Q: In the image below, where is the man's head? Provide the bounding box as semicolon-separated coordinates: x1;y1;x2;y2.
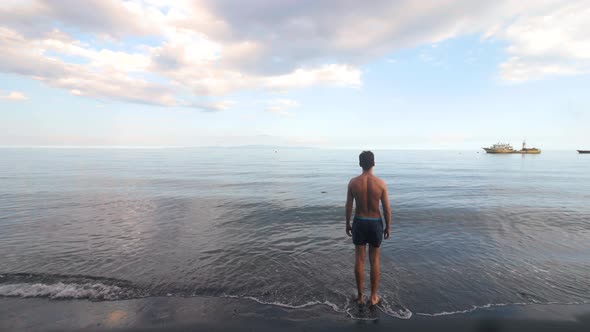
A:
359;150;375;171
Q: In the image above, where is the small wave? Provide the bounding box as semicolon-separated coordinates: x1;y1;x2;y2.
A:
1;273;413;319
0;282;132;300
377;297;413;319
222;294;413;320
416;302;524;316
5;276;584;321
0;273;141;301
222;294;345;312
416;300;590;317
16;273;587;321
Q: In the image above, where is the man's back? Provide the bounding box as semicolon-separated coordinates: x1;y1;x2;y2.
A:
349;173;386;219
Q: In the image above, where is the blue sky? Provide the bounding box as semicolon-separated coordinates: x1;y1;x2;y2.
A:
1;1;589;149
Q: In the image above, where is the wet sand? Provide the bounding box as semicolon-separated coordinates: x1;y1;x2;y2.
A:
1;296;589;332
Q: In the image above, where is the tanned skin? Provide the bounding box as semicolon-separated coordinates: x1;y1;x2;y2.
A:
345;165;391;306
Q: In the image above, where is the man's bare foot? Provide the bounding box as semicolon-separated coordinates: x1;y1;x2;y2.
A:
355;294;364;305
370;295;380;306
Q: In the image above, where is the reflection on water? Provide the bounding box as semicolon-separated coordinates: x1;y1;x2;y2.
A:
0;148;589;318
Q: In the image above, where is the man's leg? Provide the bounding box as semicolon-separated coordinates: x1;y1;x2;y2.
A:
369;245;380;305
354;245;366;304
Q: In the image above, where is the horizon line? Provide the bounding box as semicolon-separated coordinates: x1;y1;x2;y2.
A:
0;145;582;151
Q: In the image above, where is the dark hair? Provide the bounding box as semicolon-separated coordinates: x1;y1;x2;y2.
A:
359;151;375;170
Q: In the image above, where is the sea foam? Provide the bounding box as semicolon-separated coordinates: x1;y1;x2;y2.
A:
0;282;130;300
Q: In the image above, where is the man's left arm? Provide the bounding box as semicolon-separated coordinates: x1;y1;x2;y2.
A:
381;182;391;240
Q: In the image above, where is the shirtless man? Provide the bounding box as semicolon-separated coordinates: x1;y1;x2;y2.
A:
345;151;391;306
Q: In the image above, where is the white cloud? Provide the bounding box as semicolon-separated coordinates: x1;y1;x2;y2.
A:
0;90;27;101
0;27;176;106
190;0;544;73
0;0;588;106
263;65;361;91
189;0;589;81
499;57;586;82
495;1;590;81
188;100;234;112
266;99;298;117
0;0;162;38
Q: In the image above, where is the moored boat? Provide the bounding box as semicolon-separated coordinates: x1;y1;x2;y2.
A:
578;150;590;154
519;141;541;154
482;143;515;153
483;141;541;154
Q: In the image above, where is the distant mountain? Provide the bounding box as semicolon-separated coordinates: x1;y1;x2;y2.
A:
206;145;316;150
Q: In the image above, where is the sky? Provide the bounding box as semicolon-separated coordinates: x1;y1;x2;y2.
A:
0;0;589;149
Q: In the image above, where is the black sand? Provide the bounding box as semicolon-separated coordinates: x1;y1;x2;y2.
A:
1;296;589;332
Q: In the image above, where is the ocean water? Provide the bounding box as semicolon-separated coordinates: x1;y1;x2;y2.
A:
1;148;589;319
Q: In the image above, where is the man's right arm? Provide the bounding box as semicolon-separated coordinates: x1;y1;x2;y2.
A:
381;183;391;239
345;180;354;237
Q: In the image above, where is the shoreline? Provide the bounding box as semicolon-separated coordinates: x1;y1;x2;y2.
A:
2;296;590;332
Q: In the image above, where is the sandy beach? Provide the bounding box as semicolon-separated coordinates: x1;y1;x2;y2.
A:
2;296;589;332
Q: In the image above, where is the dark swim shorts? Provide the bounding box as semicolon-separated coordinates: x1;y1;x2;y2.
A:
352;216;384;248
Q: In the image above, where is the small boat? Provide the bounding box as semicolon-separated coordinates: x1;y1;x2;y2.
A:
483;143;515;154
578;150;590;154
483;141;541;154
